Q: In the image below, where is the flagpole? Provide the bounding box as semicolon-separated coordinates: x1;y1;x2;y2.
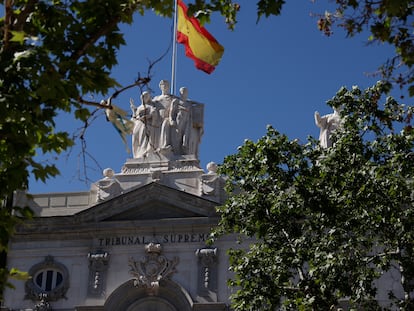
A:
171;0;178;95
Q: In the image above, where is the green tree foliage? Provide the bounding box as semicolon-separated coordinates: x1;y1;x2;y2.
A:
215;81;414;309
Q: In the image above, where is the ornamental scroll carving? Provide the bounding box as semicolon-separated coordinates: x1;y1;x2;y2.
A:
87;250;110;297
129;242;179;295
195;247;218;302
34;293;51;311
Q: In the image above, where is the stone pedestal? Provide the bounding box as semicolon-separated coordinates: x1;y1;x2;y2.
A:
90;153;206;204
118;154;204;195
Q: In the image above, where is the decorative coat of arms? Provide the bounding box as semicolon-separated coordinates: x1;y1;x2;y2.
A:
129;242;179;295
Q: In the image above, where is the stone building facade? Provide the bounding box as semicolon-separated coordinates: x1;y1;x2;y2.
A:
2;82;231;310
4;179;230;310
2;82;405;310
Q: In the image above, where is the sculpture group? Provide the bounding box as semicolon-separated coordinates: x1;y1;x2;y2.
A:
129;80;204;159
111;79;338;158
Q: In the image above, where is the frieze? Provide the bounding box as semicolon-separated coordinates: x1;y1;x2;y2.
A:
97;233;208;247
169;164;200;172
120;167;151;174
120;163;200;174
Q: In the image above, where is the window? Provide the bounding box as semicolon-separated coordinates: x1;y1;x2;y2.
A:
25;256;69;302
34;269;63;292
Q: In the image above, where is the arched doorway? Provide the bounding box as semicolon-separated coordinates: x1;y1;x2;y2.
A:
104;279;193;311
126;297;177;311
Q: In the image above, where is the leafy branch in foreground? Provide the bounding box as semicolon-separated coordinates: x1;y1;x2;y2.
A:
316;0;414;94
0;0;174;298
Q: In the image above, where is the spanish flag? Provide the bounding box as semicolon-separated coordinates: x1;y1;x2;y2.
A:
176;0;224;74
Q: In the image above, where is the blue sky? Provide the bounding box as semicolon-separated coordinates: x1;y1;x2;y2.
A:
28;1;397;193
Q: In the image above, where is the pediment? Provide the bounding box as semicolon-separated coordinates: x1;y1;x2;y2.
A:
75;182;218;223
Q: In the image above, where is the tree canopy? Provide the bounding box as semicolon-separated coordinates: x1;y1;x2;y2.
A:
215;81;414;309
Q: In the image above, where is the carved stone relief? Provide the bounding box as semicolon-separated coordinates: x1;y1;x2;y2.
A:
195;247;218;302
129;242;179;296
34;293;51;311
87;250;110;297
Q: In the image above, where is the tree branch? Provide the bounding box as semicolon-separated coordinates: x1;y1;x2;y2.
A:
364;249;400;264
70;3;138;62
77;76;151;109
3;0;13;51
77;97;109;109
281;229;306;282
14;0;37;32
70;16;121;62
111;77;151;100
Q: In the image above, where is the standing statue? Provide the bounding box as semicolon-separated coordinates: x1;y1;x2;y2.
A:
175;87;192;153
154;80;175;152
130;91;160;158
314;107;341;148
163;86;203;156
153;79;172;109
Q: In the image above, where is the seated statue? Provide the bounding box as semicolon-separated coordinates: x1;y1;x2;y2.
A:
94;168;122;202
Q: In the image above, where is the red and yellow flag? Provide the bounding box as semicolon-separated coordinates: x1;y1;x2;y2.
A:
176;0;224;74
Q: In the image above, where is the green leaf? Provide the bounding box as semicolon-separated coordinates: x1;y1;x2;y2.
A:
9;31;25;44
9;268;30;281
74;108;91;121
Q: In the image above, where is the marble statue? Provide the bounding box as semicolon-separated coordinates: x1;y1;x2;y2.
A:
94;168;122;202
201;162;226;202
153;79;172;111
188;101;204;157
206;161;218;174
129;80;204;159
202;162;219;196
172;87;192;153
130;91;160;158
153;80;174;152
314;107;341;148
